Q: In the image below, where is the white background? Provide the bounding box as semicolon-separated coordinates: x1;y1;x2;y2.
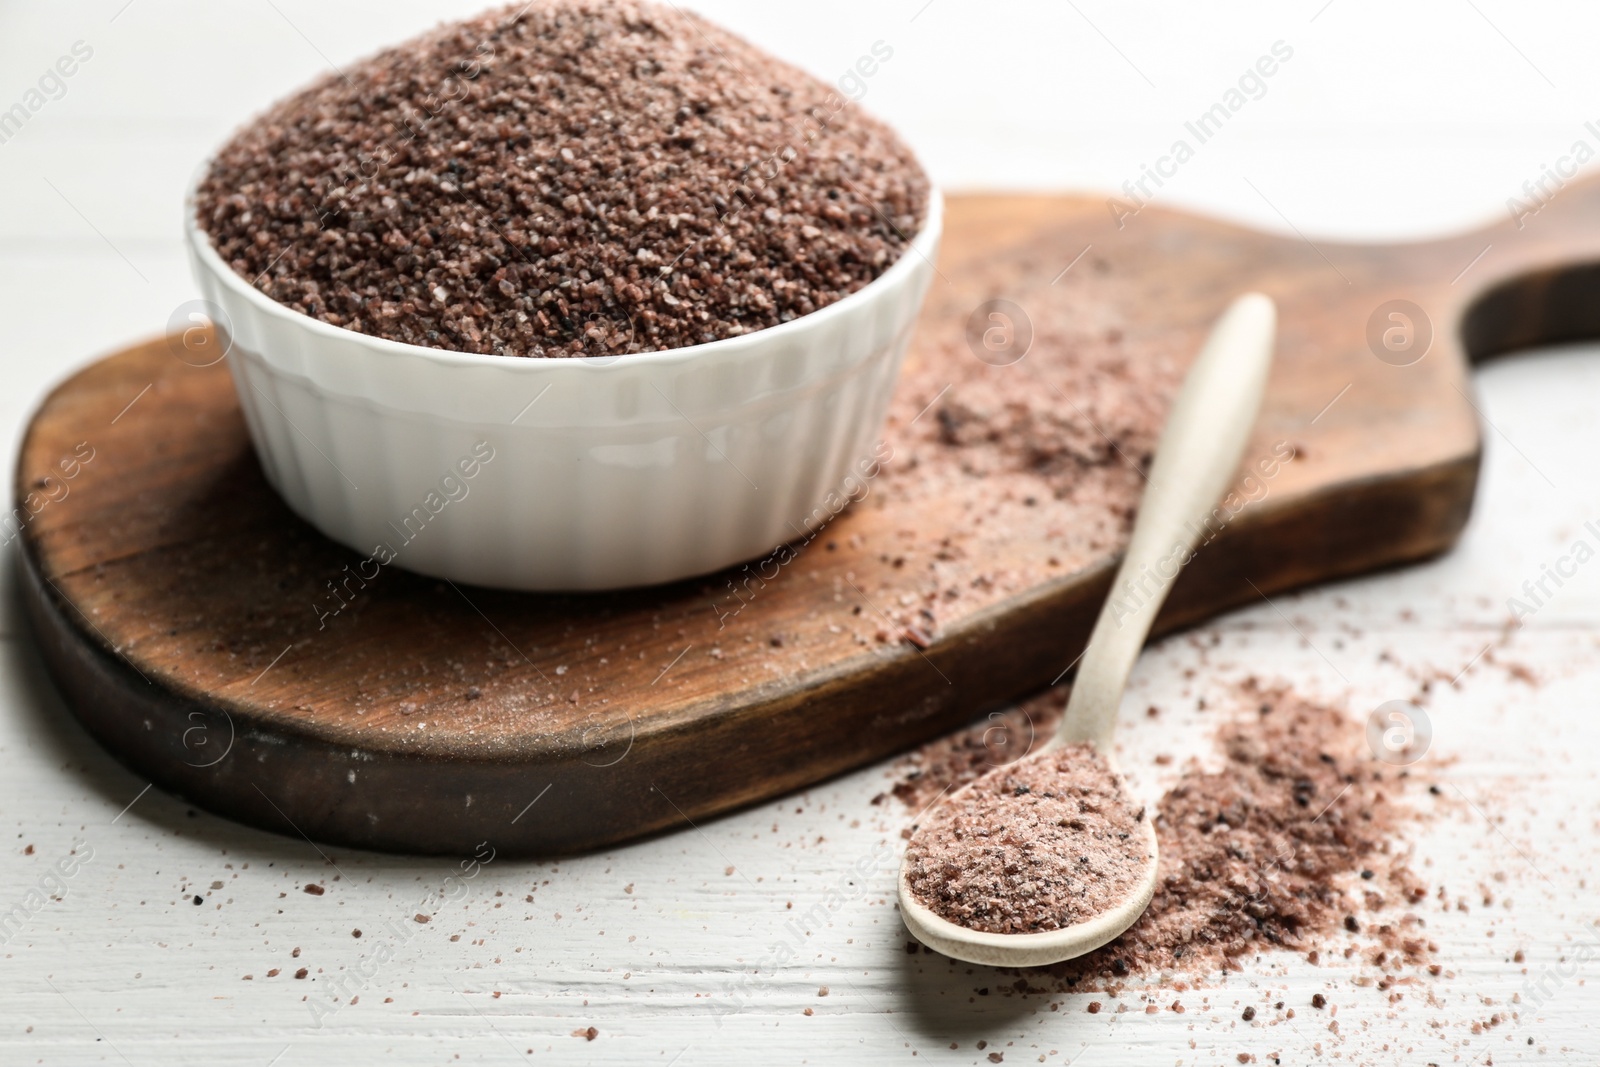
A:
3;2;1600;1063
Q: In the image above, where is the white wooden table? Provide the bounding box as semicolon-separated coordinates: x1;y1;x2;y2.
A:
4;2;1600;1062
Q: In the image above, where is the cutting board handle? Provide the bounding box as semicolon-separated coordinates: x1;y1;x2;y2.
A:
1456;171;1600;363
1463;259;1600;364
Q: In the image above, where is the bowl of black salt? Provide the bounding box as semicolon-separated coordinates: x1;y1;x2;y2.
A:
187;0;939;590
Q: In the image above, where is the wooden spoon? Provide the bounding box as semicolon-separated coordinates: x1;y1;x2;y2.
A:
898;292;1278;966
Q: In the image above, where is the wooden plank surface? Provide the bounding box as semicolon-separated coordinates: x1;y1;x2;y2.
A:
5;384;1598;1063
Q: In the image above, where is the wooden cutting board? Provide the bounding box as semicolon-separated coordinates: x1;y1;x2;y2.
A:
16;182;1594;856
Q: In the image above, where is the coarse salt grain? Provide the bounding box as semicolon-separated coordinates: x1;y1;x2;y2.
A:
196;0;929;358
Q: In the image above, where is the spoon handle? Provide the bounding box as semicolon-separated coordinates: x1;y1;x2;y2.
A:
1058;293;1277;748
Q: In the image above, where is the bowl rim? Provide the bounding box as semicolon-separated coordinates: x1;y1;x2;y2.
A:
186;161;943;373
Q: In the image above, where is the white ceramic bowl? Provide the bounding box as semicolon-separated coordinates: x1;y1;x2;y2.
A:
186;188;941;591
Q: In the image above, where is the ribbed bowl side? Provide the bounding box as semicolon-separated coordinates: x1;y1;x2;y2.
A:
191;195;941;591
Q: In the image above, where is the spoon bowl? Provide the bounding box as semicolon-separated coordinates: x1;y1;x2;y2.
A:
897;292;1278;967
898;756;1159;967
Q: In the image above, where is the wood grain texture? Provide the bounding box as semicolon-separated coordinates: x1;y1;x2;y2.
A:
17;181;1600;856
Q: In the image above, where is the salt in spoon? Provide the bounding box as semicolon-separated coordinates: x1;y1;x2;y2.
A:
898;292;1278;966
